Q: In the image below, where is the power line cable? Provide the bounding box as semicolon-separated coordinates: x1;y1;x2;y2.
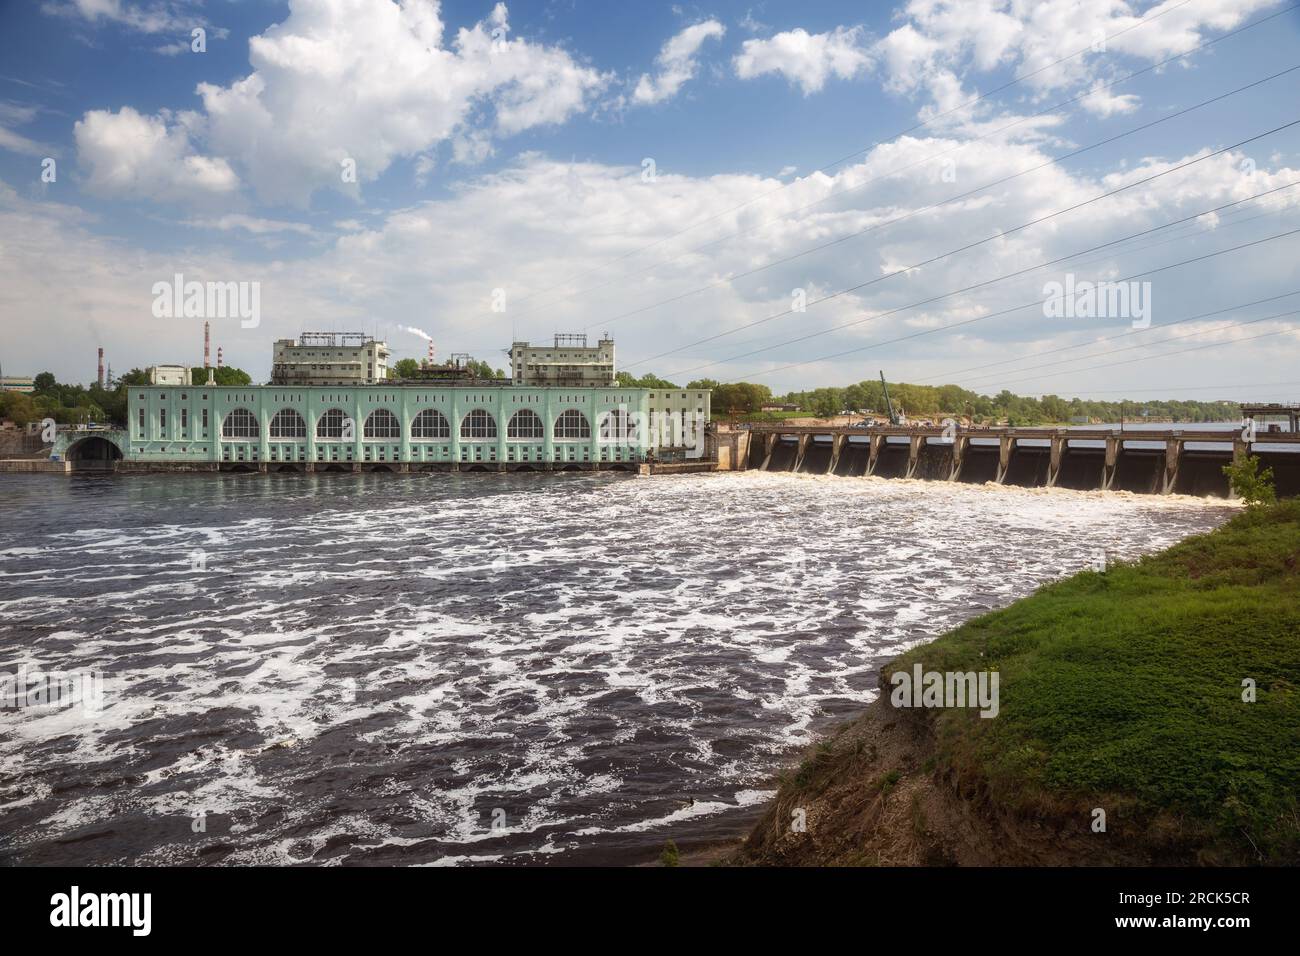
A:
620;86;1300;373
648;160;1300;378
507;0;1206;309
715;226;1300;381
496;3;1297;325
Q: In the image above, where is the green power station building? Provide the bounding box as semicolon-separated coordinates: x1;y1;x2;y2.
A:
52;333;712;471
106;381;710;471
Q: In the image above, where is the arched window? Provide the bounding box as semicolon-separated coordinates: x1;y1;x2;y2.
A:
507;409;544;439
460;409;497;438
316;408;354;439
269;409;306;439
554;409;591;439
222;408;259;439
599;409;638;442
411;409;450;439
364;409;400;439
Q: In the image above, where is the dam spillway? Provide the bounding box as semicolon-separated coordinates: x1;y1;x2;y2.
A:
741;425;1300;499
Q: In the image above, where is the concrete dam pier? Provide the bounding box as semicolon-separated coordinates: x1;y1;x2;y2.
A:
743;425;1300;498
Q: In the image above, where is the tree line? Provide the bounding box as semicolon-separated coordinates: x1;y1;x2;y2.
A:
637;376;1239;425
0;367;252;428
0;367;1240;429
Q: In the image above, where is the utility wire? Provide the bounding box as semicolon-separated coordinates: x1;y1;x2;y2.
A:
982;319;1300;389
506;0;1205;310
495;3;1297;325
954;302;1300;390
716;226;1300;381
646;149;1300;378
916;285;1300;386
619;79;1300;372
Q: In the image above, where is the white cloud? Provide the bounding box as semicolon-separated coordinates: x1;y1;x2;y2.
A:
875;0;1280;110
73;0;610;207
73;106;239;202
9;133;1299;395
182;214;318;237
0;101;55;157
42;0;205;34
1079;81;1140;117
632;20;725;105
733;26;873;94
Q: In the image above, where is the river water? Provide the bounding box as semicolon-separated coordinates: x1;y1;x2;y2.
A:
0;471;1235;865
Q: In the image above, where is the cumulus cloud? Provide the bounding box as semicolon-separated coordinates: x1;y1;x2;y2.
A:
1079;81;1141;117
73;0;610;207
733;26;873;94
875;0;1281;113
632;19;726;105
10;129;1299;393
74;106;239;202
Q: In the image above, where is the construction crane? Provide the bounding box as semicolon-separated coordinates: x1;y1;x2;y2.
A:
880;371;903;426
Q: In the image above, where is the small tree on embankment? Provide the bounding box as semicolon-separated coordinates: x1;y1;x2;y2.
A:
1223;454;1277;507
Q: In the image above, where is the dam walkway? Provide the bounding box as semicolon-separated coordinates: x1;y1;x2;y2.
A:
740;425;1300;498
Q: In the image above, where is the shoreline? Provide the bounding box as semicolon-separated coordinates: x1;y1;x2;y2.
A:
718;500;1300;867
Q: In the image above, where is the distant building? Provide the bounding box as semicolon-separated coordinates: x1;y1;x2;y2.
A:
271;333;390;386
760;403;799;412
147;365;189;386
0;376;34;393
508;334;615;387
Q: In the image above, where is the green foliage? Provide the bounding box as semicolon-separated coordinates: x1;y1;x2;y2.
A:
885;499;1300;861
1223;455;1277;507
188;366;252;386
774;378;1239;423
390;358;421;379
0;366;250;428
660;839;680;867
616;371;679;389
463;359;504;380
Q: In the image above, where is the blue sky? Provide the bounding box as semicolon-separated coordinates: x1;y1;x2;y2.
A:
1;0;1299;400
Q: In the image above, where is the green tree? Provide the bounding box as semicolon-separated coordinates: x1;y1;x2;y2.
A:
1223;455;1276;507
32;372;56;394
616;371;679;389
391;358;421;379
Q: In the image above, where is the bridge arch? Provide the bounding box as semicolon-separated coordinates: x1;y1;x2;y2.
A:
65;434;124;462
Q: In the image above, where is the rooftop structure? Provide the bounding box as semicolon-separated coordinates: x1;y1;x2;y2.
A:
1240;402;1299;432
271;333;390;386
508;334;615;387
0;376;34;393
146;365;188;386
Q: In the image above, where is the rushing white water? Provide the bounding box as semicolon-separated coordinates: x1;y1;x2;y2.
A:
0;471;1235;864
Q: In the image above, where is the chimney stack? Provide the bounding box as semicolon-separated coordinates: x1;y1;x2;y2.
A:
204;321;211;368
97;348;104;388
217;346;224;368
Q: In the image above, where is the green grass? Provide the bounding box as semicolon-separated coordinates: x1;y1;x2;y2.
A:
886;500;1300;861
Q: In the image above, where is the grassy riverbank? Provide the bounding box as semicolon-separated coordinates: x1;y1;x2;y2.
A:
738;500;1300;865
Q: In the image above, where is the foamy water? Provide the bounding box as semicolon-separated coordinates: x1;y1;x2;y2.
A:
0;471;1234;864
